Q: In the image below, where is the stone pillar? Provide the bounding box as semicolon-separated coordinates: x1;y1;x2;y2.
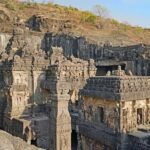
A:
49;68;71;150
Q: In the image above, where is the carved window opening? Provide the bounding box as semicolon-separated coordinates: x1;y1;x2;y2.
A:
137;108;143;125
98;107;104;123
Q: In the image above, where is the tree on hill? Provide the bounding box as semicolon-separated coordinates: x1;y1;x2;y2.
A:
93;4;110;18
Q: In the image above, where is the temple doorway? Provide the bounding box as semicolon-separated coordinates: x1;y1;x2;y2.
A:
137;108;143;125
71;130;78;150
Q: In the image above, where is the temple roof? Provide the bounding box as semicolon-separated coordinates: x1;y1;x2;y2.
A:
80;75;150;101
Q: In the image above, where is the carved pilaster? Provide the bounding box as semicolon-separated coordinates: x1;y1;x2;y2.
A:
49;69;71;150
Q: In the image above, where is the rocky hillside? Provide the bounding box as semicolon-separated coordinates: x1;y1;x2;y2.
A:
0;130;43;150
0;0;150;46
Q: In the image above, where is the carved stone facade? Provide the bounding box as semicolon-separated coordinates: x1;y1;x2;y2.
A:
0;33;150;150
0;45;97;149
41;47;97;150
79;68;150;150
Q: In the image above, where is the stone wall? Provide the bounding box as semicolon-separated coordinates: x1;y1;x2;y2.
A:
79;121;119;150
32;116;50;149
43;33;149;62
80;136;112;150
80;96;119;131
127;134;150;150
79;75;150;150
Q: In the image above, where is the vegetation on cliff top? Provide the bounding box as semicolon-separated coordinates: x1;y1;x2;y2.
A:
0;0;150;45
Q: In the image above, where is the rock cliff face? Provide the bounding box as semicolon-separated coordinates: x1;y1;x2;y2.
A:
42;32;101;59
0;130;43;150
1;30;150;77
0;31;102;60
0;31;138;60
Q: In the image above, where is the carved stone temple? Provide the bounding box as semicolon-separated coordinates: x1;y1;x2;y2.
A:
79;68;150;150
0;43;150;150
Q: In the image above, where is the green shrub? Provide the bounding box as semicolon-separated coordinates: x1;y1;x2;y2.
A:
5;1;17;11
135;26;143;34
120;23;131;31
85;15;97;23
81;11;97;23
111;19;120;26
68;6;78;11
18;2;29;10
46;2;54;7
63;6;70;12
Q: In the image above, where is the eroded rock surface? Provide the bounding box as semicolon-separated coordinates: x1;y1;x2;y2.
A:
0;130;43;150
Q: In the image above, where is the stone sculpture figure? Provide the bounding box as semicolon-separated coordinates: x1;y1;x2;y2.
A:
60;135;69;150
24;126;32;144
106;71;111;76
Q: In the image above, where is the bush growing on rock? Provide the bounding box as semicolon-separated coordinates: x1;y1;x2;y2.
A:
81;11;97;24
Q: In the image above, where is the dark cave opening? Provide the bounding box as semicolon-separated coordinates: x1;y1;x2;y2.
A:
31;139;37;146
71;130;78;150
96;64;126;76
